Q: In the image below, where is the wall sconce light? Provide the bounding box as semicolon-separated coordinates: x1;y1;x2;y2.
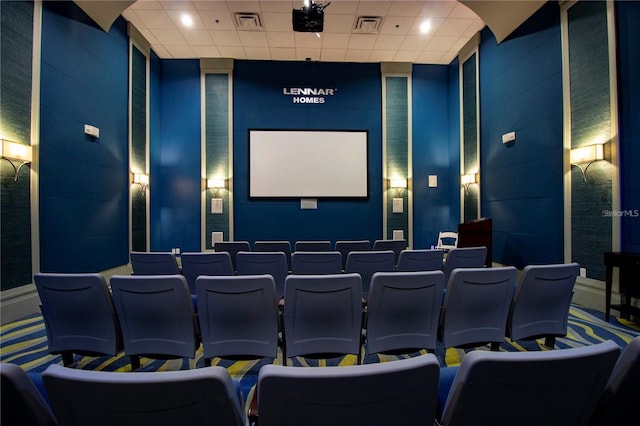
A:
461;173;477;194
132;172;149;195
389;178;407;189
570;144;604;182
207;178;226;190
1;139;32;181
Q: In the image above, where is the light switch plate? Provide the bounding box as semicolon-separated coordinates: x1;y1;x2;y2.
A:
428;175;438;188
392;230;404;240
211;198;223;214
392;198;403;213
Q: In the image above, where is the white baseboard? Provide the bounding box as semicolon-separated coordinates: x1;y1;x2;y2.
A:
0;264;132;325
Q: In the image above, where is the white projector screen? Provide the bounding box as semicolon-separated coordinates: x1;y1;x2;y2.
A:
249;130;368;198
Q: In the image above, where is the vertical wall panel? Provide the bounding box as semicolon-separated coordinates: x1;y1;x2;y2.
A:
567;1;613;280
0;1;33;290
384;75;410;243
130;44;147;252
204;72;231;247
461;52;479;223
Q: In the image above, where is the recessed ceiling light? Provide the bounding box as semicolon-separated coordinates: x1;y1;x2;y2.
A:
420;19;431;34
181;14;193;27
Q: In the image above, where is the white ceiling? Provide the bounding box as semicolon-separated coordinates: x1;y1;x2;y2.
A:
121;0;487;65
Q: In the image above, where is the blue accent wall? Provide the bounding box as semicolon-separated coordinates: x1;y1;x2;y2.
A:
39;2;129;272
232;61;382;247
150;59;202;252
412;64;457;248
478;2;564;268
616;0;640;253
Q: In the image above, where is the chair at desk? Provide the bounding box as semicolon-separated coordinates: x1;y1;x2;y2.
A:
33;273;123;367
236;251;288;302
294;240;332;252
440;267;516;351
129;251;180;275
345;250;396;301
180;251;234;295
334;240;370;271
282;273;363;365
442;246;487;284
110;275;199;371
366;271;444;355
214;241;251;272
372;239;407;266
506;263;580;348
1;363;58;426
589;336;640;426
396;249;444;272
43;364;245;426
254;240;292;271
439;340;620;426
257;354;440;426
291;251;342;274
196;275;279;366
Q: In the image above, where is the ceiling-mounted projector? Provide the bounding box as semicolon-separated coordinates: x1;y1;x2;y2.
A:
292;1;330;33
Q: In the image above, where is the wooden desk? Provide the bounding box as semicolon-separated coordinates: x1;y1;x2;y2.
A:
604;252;640;322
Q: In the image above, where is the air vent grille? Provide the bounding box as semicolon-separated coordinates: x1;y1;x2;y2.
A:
234;12;263;30
353;16;382;34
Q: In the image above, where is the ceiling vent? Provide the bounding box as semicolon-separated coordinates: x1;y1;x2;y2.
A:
353;16;382;34
234;12;263;30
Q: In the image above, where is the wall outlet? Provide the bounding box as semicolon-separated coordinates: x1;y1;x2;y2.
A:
171;248;180;255
579;267;586;278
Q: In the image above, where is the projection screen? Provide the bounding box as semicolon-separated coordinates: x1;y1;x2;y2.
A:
249;130;368;198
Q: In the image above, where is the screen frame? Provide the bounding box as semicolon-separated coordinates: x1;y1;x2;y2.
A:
248;129;370;199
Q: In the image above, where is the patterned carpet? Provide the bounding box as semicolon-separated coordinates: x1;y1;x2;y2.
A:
2;304;639;405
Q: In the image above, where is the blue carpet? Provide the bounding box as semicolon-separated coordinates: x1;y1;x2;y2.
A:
2;304;638;407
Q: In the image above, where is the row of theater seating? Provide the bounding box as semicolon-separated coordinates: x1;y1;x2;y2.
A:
130;244;489;301
34;261;579;370
2;336;638;425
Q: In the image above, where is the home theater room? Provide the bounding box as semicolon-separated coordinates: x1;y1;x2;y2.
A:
1;0;639;425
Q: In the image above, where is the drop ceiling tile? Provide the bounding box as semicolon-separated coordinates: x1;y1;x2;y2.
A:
295;47;321;61
387;1;424;17
416;49;445;63
191;45;221;57
321;48;347;62
368;49;397;63
132;9;175;29
267;31;295;48
449;2;479;19
374;34;404;50
435;18;473;37
419;1;456;18
356;1;392;17
322;14;356;33
398;35;430;51
344;49;372;63
379;16;415;35
294;32;323;48
393;49;420;62
159;0;197;11
425;35;459;52
324;1;358;15
199;9;236;30
180;28;214;45
209;30;242;46
347;33;378;50
262;11;292;31
238;31;269;48
150;28;188;44
270;47;297;61
321;33;351;49
165;44;197;58
244;46;272;60
217;45;248;59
